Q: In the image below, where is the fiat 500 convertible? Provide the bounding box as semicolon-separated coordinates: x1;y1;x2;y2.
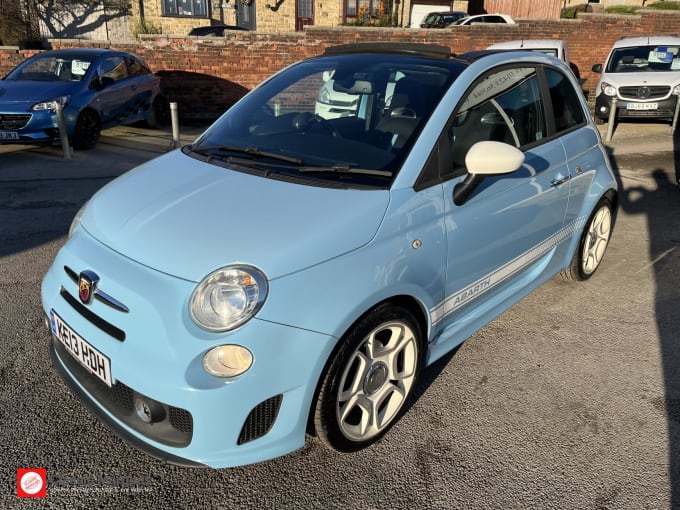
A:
42;43;617;468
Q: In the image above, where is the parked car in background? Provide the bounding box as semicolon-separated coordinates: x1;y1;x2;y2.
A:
450;13;515;25
487;39;570;64
188;25;248;36
43;42;617;469
592;35;680;124
420;11;467;28
0;48;166;149
487;39;582;82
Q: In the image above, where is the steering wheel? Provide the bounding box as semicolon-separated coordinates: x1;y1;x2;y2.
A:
292;112;342;138
390;106;417;119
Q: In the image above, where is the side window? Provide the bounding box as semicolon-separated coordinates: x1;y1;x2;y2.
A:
545;67;584;133
99;56;128;83
448;67;545;172
127;57;150;77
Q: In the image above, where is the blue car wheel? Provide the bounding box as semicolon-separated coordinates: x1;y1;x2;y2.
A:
313;303;423;452
73;109;101;150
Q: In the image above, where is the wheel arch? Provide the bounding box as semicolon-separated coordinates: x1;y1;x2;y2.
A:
305;293;430;436
603;187;619;228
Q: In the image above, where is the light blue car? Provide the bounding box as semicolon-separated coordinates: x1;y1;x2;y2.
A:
41;43;618;468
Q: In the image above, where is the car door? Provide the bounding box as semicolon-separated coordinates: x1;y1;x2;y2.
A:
92;55;133;126
542;66;602;229
432;65;572;344
125;55;157;123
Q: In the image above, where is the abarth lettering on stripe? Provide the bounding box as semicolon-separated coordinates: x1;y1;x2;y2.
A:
431;216;586;325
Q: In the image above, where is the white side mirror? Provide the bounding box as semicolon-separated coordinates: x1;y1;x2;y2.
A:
465;141;525;175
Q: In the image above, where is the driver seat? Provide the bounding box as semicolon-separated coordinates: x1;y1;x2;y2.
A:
375;77;423;150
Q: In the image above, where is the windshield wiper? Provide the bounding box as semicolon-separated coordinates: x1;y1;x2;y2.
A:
191;145;303;165
298;164;392;178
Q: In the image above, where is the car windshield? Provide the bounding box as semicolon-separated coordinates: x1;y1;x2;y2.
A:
606;45;680;73
190;53;464;187
5;54;93;82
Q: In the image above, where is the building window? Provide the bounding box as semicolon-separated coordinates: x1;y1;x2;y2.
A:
162;0;208;17
345;0;380;18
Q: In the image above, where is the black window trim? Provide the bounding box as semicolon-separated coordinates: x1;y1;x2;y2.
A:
413;62;589;191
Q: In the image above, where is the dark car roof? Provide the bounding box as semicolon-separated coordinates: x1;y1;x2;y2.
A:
427;11;466;16
324;42;455;59
188;25;247;35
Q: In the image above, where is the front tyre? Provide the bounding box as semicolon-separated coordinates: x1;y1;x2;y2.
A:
72;109;101;150
561;197;613;281
314;303;422;452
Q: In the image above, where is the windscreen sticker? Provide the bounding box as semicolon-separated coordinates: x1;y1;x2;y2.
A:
71;60;90;75
649;47;675;64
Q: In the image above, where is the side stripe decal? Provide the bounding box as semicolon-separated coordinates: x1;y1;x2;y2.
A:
430;216;586;325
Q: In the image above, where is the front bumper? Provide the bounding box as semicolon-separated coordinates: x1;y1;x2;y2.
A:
594;94;678;120
42;230;336;468
0;109;66;144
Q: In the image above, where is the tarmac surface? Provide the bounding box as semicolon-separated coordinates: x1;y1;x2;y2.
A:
0;123;206;182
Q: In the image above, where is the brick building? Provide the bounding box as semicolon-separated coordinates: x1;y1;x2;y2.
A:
135;0;656;36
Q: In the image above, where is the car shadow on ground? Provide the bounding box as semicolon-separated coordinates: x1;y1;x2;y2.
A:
608;142;680;506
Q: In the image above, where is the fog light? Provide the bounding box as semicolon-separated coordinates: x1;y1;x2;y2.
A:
599;106;609;114
203;345;253;378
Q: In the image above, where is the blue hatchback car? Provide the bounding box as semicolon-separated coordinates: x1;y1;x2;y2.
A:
41;43;618;468
1;48;165;149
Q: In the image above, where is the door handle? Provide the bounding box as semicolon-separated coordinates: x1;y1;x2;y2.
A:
550;175;572;187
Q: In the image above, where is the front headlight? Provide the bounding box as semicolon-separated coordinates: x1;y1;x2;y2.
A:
31;95;71;112
601;83;617;97
68;201;88;238
190;265;268;332
318;86;331;104
673;85;680;96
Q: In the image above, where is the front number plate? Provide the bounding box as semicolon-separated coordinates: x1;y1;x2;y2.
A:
0;130;19;140
626;102;658;110
50;310;113;387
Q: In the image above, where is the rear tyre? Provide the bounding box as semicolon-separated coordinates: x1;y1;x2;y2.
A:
314;303;422;452
145;96;169;129
560;197;613;282
72;110;101;150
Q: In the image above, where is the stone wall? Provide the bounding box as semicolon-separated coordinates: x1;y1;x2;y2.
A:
1;10;679;120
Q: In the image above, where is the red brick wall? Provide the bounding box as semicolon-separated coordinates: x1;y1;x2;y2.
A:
1;10;679;119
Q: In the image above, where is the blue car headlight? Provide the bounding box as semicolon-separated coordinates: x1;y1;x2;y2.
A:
190;265;268;332
31;95;70;112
